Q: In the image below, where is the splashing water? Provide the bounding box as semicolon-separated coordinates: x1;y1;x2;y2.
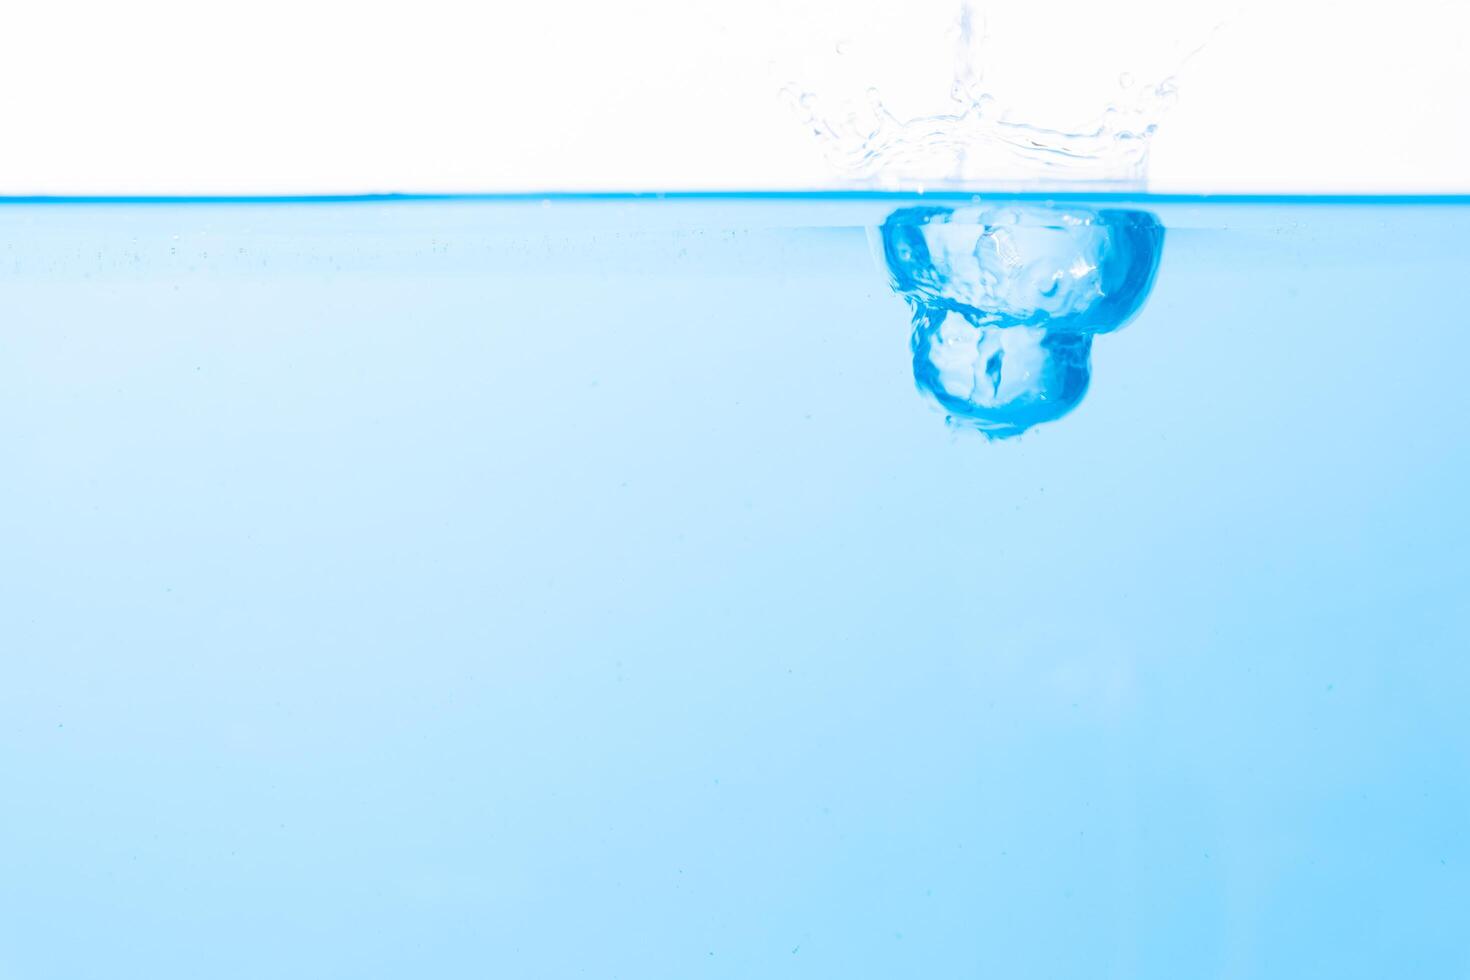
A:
786;2;1186;188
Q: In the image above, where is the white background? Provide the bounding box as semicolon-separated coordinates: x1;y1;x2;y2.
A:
1;0;1465;194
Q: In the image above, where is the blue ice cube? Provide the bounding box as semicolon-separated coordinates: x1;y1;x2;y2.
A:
882;204;1163;436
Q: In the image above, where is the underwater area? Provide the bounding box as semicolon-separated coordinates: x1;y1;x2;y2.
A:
1;194;1467;978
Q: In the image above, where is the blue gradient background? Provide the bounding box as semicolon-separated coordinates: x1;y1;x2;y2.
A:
2;197;1467;978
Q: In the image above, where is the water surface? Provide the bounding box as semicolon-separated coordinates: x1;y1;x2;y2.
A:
2;195;1467;979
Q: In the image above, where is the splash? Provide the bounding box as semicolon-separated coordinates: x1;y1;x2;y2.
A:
786;2;1185;188
882;204;1164;437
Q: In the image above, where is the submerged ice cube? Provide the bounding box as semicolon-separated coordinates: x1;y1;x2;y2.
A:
910;309;1092;439
881;204;1163;436
883;205;1163;332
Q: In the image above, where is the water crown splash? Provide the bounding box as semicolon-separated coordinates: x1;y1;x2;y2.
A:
787;2;1190;189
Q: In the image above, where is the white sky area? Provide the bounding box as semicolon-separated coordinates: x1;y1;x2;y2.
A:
0;0;1465;194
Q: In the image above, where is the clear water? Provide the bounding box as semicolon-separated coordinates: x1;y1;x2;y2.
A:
2;195;1468;979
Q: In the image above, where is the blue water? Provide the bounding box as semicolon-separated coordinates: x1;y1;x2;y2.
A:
2;195;1467;979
